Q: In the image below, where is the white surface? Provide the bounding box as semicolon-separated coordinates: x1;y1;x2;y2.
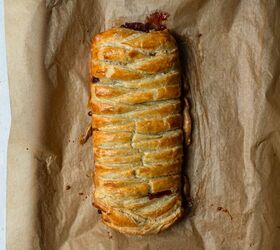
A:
0;0;10;249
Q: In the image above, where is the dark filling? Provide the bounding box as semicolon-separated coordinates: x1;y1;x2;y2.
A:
121;22;151;33
148;190;172;200
91;76;100;83
93;203;105;214
121;10;170;32
146;10;170;29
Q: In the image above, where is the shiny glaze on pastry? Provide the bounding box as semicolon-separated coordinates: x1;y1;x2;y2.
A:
90;27;188;235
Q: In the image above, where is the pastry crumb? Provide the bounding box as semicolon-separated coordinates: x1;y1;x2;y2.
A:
107;231;113;239
217;206;233;220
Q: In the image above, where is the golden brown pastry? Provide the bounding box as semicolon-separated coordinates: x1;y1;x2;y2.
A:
90;27;188;235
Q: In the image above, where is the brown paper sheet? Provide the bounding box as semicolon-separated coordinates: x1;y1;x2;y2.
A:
6;0;280;249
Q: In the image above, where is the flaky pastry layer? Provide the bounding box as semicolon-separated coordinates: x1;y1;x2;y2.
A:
90;27;189;235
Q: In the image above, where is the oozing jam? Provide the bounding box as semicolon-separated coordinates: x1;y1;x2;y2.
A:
121;10;170;32
146;10;170;30
121;22;151;32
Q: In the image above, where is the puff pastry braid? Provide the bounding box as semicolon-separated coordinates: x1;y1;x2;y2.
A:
90;27;186;235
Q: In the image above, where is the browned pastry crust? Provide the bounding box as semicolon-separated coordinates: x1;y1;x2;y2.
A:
90;27;190;235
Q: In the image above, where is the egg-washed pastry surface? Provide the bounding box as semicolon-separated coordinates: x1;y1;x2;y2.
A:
90;27;187;235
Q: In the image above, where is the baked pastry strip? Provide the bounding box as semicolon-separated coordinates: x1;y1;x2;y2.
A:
90;27;185;235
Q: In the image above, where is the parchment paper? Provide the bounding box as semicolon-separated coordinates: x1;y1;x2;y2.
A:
5;0;280;249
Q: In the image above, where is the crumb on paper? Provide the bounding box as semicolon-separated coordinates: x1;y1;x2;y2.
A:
65;185;71;190
217;206;233;220
107;231;113;239
79;192;84;195
26;147;29;150
86;174;90;178
198;33;202;37
80;123;93;145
